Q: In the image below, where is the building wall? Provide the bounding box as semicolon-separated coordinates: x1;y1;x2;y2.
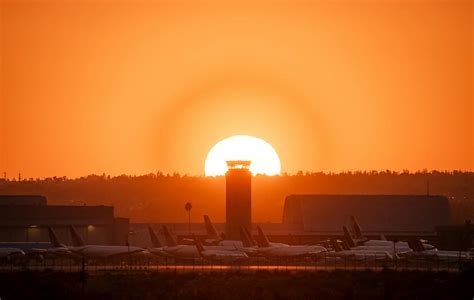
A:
0;195;47;206
436;223;474;250
283;194;452;233
0;203;129;245
0;205;115;227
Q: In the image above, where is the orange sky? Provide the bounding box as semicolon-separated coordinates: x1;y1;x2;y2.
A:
1;0;473;178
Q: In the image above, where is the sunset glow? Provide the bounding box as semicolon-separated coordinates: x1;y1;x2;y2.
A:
205;135;281;176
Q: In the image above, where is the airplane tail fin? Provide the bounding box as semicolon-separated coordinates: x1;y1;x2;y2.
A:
243;226;257;247
48;227;65;248
203;215;220;240
349;215;363;239
408;239;422;252
192;234;205;254
256;226;271;248
416;239;425;251
240;226;253;248
69;226;85;247
161;225;178;247
330;239;342;252
341;240;351;251
342;226;356;248
148;226;162;248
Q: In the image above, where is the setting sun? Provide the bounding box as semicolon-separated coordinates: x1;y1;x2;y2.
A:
205;135;281;176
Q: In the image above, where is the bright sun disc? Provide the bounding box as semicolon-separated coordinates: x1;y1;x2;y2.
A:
205;135;281;176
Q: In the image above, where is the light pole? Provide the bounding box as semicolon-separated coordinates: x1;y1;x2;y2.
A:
185;202;192;235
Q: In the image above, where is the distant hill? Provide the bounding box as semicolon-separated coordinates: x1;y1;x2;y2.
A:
0;171;472;223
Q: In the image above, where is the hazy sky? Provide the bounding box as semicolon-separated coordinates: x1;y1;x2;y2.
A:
1;0;473;178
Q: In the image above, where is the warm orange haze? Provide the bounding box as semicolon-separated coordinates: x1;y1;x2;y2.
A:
0;1;473;298
1;0;473;178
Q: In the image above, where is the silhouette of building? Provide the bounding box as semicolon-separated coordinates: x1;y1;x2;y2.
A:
0;195;129;245
0;195;46;206
436;220;473;250
225;160;252;240
283;194;452;234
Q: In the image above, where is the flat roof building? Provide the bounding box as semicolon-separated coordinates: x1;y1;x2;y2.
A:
0;195;47;206
0;195;129;246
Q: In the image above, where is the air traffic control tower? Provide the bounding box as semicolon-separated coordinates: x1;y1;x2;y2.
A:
225;160;252;240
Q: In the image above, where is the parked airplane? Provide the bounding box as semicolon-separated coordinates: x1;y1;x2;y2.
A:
253;226;327;258
203;215;290;249
328;239;395;261
237;226;267;257
406;239;472;261
342;226;412;255
348;215;426;250
146;226;175;257
32;227;74;258
68;226;144;259
156;225;251;259
203;215;225;243
0;242;50;254
203;215;244;248
0;247;25;259
159;225;201;258
193;234;247;262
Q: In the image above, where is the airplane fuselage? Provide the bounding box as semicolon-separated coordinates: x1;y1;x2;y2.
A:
70;245;144;259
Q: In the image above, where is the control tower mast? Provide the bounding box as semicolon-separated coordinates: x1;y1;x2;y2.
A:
225;160;252;240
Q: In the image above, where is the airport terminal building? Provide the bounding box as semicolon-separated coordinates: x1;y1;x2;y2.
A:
0;195;130;246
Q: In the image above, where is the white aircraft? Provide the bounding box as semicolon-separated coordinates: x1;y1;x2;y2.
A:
203;215;245;248
156;225;250;259
202;215;225;243
252;226;327;258
342;226;412;255
348;215;427;250
146;226;176;257
32;227;75;258
0;242;50;254
0;247;25;258
68;226;144;259
193;234;248;263
406;239;472;261
237;226;288;249
202;215;291;250
327;239;395;261
159;225;202;258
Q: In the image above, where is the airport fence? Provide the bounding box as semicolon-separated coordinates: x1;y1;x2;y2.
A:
0;254;471;273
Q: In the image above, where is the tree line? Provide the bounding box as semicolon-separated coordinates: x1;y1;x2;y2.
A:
0;171;472;224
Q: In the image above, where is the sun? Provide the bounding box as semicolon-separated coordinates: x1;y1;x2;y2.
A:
205;135;281;176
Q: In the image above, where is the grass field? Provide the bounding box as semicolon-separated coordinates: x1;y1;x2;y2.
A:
0;268;473;299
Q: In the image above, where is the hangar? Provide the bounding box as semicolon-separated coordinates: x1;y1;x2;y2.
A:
282;194;452;235
0;195;129;245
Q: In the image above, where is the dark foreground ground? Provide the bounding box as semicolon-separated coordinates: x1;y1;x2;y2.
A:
0;269;473;300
